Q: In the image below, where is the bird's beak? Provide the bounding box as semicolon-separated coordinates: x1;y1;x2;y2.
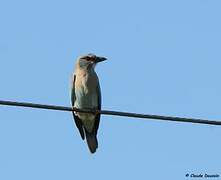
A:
95;56;107;63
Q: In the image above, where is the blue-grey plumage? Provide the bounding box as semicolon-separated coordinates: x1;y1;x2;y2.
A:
71;54;106;153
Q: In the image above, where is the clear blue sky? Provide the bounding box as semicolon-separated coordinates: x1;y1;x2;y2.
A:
0;0;220;179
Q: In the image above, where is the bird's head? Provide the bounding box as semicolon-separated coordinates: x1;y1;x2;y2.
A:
77;54;107;71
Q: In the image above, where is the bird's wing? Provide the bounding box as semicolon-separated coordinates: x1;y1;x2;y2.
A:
94;83;101;135
71;74;85;140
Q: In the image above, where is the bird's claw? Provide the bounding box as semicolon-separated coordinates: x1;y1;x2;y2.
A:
94;109;100;116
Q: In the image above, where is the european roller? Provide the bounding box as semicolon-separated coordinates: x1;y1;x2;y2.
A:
71;54;106;153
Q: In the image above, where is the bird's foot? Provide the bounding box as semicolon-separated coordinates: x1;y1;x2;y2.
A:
94;109;100;116
72;107;77;115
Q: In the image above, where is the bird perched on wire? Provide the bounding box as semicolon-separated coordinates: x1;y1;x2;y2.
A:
71;54;107;153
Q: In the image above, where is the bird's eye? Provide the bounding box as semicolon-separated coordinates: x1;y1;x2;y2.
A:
82;56;90;61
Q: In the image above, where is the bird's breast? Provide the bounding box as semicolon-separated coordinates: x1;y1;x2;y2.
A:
74;73;99;109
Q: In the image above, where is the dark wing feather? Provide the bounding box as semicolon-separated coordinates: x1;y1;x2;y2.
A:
94;83;101;135
71;75;85;140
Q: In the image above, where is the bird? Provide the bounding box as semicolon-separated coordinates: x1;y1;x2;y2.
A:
71;53;107;153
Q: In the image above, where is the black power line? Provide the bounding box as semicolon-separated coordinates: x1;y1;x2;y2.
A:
0;100;220;126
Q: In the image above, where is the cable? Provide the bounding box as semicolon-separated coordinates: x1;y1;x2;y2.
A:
0;100;220;126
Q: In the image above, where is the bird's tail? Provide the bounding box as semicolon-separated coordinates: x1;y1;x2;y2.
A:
85;129;98;154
